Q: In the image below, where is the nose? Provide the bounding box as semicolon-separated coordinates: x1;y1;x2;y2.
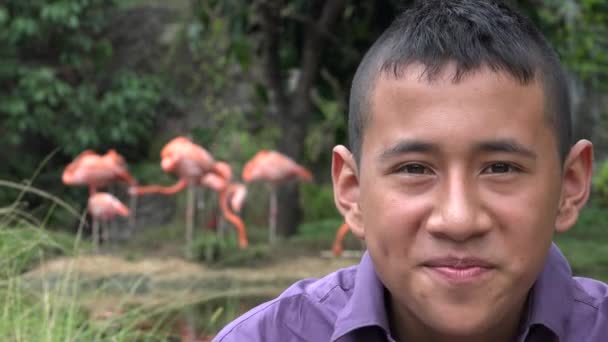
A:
424;174;492;242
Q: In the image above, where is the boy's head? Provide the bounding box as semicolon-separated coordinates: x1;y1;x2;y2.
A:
332;0;593;340
348;0;572;165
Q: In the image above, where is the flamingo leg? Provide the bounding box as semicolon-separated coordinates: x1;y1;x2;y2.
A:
218;214;226;238
128;193;137;235
269;186;277;244
107;185;118;240
332;223;350;257
185;180;195;258
92;218;100;253
196;187;206;211
102;220;110;246
195;187;206;236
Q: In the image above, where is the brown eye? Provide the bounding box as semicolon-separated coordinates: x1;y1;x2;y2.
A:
483;163;518;174
399;164;432;175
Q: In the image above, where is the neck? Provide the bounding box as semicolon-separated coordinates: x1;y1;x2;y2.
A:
388;291;528;342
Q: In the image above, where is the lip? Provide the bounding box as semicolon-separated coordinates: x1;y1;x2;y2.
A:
423;257;495;284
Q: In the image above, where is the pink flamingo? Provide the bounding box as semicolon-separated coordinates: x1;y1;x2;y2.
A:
87;192;130;251
130;136;216;255
242;150;313;243
63;149;138;235
62;149;137;194
200;162;249;248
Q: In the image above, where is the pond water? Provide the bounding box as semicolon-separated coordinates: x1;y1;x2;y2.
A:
132;294;273;341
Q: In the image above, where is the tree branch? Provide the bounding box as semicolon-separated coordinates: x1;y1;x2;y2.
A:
282;11;360;62
258;0;289;119
293;0;348;119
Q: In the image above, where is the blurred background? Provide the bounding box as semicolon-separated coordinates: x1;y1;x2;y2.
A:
0;0;607;340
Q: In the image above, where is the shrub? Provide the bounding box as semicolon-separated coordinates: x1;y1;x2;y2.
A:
300;183;342;222
592;159;608;207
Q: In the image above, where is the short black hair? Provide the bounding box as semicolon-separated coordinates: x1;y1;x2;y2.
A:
348;0;572;164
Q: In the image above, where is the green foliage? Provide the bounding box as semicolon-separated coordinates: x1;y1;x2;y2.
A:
191;108;279;168
0;234;172;341
532;0;608;89
555;202;608;281
168;0;252;96
2;71;162;155
194;298;241;337
0;188;186;341
0;281;89;342
567;201;608;239
295;218;345;242
300;183;341;222
0;0;164;209
0;226;77;279
165;0;281;178
191;230;273;267
592;160;608;207
191;231;236;263
305;71;347;163
0;175;85;278
129;161;175;186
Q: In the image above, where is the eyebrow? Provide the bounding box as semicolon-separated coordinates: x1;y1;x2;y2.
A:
378;139;438;163
474;139;537;159
377;138;537;162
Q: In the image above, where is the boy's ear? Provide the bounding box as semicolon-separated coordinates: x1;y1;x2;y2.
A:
555;140;594;233
332;145;365;239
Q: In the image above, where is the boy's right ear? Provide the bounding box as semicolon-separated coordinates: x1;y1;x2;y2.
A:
332;145;364;240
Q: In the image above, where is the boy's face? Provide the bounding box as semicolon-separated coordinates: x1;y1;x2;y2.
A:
333;63;592;339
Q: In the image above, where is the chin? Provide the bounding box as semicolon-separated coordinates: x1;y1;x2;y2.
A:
420;305;496;338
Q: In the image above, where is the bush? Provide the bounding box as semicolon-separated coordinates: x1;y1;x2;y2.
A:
295;218;345;242
565;202;608;239
300;183;341;222
0;0;164;210
592;160;608;207
191;230;272;267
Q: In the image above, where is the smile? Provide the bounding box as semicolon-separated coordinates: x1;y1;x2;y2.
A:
425;266;493;284
422;257;495;284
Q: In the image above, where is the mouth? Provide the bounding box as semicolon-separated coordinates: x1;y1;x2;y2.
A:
422;257;495;284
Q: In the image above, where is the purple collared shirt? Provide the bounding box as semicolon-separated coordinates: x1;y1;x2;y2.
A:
213;244;608;341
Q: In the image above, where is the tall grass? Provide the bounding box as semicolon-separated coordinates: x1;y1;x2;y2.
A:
0;179;177;341
0;176;263;340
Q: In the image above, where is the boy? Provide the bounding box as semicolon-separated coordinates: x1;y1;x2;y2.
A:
214;1;605;341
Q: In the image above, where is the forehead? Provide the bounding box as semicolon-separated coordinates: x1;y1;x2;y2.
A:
370;63;545;115
362;64;551;157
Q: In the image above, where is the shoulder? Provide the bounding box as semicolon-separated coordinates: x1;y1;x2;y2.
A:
566;276;608;340
213;265;358;342
572;276;608;308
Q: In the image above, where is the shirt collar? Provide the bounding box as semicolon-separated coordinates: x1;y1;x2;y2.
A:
331;251;390;341
521;243;574;340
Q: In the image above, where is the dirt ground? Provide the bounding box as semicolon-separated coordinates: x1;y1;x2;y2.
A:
26;252;359;282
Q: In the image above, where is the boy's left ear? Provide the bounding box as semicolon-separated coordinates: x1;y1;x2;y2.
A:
555;139;594;233
331;145;365;239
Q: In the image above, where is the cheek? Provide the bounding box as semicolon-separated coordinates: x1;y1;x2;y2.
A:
360;186;429;255
482;179;559;273
484;179;559;237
